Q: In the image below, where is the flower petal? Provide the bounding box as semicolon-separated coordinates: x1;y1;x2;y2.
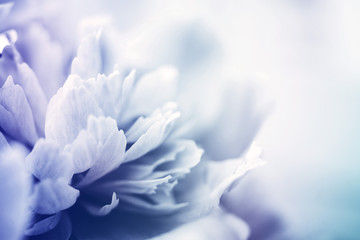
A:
26;213;72;240
150;209;250;240
74;115;126;187
0;76;38;145
45;74;103;147
125;102;180;162
175;143;265;220
31;178;79;215
122;65;178;123
0;131;9;149
0;2;13;22
26;139;74;183
84;192;119;216
0;44;47;136
15;23;66;99
71;31;102;79
25;213;62;236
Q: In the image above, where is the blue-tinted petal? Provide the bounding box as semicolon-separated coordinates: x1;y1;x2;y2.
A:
0;44;47;136
174;143;264;220
122;66;178;123
31;178;79;215
84;192;119;216
0;146;30;240
198;83;264;160
75;115;126;187
26;139;74;183
15;23;66;99
25;213;62;236
81;71;124;118
99;175;172;195
71;31;102;80
45;75;103;147
117;140;186;180
0;2;13;22
125;102;180;162
0;131;9;149
116;194;187;215
150;209;249;240
27;213;72;240
0;76;38;144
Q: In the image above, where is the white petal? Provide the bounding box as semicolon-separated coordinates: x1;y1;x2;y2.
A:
122;65;178;122
26;139;74;183
125;102;180;162
71;31;102;79
45;75;103;147
0;76;38;144
84;192;119;216
31;178;79;215
0;45;47;136
75;116;126;187
150;209;250;240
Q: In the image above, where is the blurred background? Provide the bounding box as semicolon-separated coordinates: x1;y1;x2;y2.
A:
46;0;360;238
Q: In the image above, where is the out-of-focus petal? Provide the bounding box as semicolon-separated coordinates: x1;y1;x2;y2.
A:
25;213;62;236
122;65;178;123
174;143;264;221
0;131;9;149
0;146;30;240
150;209;250;240
27;213;72;240
0;2;13;21
71;31;102;79
31;178;79;215
0;76;38;145
198;83;264;160
15;23;66;99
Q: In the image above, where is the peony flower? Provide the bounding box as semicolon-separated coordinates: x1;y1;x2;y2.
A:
0;1;265;239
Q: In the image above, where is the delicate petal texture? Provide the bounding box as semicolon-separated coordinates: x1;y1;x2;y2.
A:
26;139;74;183
0;76;38;144
151;209;250;240
74;115;126;187
71;31;102;79
119;140;202;180
115;194;188;216
45;75;103;147
79;71;125;119
84;192;119;216
125;102;180;161
31;178;79;215
0;44;47;137
0;146;30;240
64;129;97;174
122;66;178;122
